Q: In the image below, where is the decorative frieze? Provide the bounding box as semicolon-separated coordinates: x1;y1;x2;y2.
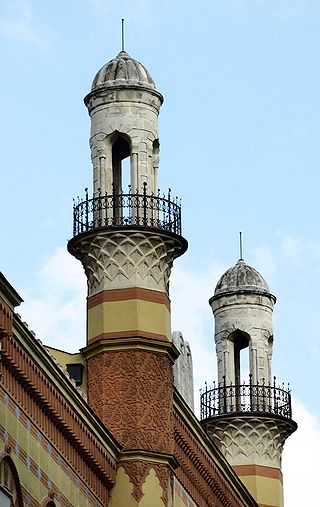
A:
203;415;295;468
69;229;185;296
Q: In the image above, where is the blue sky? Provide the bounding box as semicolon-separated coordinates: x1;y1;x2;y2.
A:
1;1;320;504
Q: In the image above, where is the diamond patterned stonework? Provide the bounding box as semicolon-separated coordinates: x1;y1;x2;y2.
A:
69;229;185;296
204;415;294;468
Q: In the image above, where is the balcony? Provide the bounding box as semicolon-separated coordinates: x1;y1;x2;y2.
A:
200;375;293;421
72;183;182;237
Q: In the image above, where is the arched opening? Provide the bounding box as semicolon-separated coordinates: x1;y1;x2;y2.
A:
229;330;250;386
0;455;24;507
112;135;131;193
267;335;273;383
152;139;160;193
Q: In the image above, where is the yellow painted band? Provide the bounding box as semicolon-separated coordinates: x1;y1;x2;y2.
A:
88;299;171;341
239;475;284;507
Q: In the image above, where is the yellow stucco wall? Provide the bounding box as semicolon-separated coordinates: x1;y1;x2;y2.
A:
0;389;101;506
44;348;87;393
239;475;283;507
109;466;166;507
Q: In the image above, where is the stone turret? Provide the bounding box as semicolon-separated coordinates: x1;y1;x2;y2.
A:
212;259;275;387
68;50;187;506
201;259;297;507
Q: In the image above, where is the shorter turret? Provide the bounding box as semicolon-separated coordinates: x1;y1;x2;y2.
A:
201;258;297;507
211;258;276;387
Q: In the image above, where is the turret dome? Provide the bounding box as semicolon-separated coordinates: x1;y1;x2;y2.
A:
91;51;156;91
214;259;270;297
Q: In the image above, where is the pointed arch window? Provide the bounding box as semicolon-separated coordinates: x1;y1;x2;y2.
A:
0;455;24;507
229;329;250;386
112;135;131;193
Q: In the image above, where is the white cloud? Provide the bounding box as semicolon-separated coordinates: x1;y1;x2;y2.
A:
249;244;277;280
19;247;86;351
87;0;151;21
281;234;320;266
230;0;308;18
273;0;306;19
86;0;112;14
283;398;320;505
0;0;49;46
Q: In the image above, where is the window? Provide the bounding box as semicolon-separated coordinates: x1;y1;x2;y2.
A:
0;456;23;507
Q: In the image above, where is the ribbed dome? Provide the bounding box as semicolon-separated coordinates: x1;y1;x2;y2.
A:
214;259;270;296
91;51;156;91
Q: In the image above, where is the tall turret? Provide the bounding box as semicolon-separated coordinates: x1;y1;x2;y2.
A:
68;51;187;506
201;259;297;507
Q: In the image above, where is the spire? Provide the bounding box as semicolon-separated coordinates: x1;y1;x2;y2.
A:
239;231;243;260
121;18;125;52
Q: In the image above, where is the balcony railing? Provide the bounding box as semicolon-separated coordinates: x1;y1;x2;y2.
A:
200;375;293;420
72;183;182;237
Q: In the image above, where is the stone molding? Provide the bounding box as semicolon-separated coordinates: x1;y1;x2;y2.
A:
118;449;179;470
82;336;179;363
68;229;186;296
85;86;163;114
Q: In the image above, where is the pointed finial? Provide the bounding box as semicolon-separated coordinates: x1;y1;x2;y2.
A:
239;231;243;260
121;18;125;52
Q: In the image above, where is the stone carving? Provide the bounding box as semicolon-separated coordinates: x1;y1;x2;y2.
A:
204;416;294;468
172;332;194;411
71;230;183;296
87;349;174;453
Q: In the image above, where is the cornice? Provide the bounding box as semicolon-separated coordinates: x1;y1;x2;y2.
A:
118;449;179;470
82;335;180;363
6;316;122;463
173;389;258;507
0;272;23;308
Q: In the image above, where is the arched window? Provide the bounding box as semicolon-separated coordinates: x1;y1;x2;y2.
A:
112;135;131;193
152;139;160;193
229;330;250;386
0;455;24;507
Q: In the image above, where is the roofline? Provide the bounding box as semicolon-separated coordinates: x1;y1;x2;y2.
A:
13;314;121;456
173;388;259;507
0;272;23;307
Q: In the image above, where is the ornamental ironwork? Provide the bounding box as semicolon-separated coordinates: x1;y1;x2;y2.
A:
72;183;182;237
200;375;292;420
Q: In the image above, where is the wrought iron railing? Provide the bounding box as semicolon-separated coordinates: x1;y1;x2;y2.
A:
72;183;182;237
200;375;292;420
